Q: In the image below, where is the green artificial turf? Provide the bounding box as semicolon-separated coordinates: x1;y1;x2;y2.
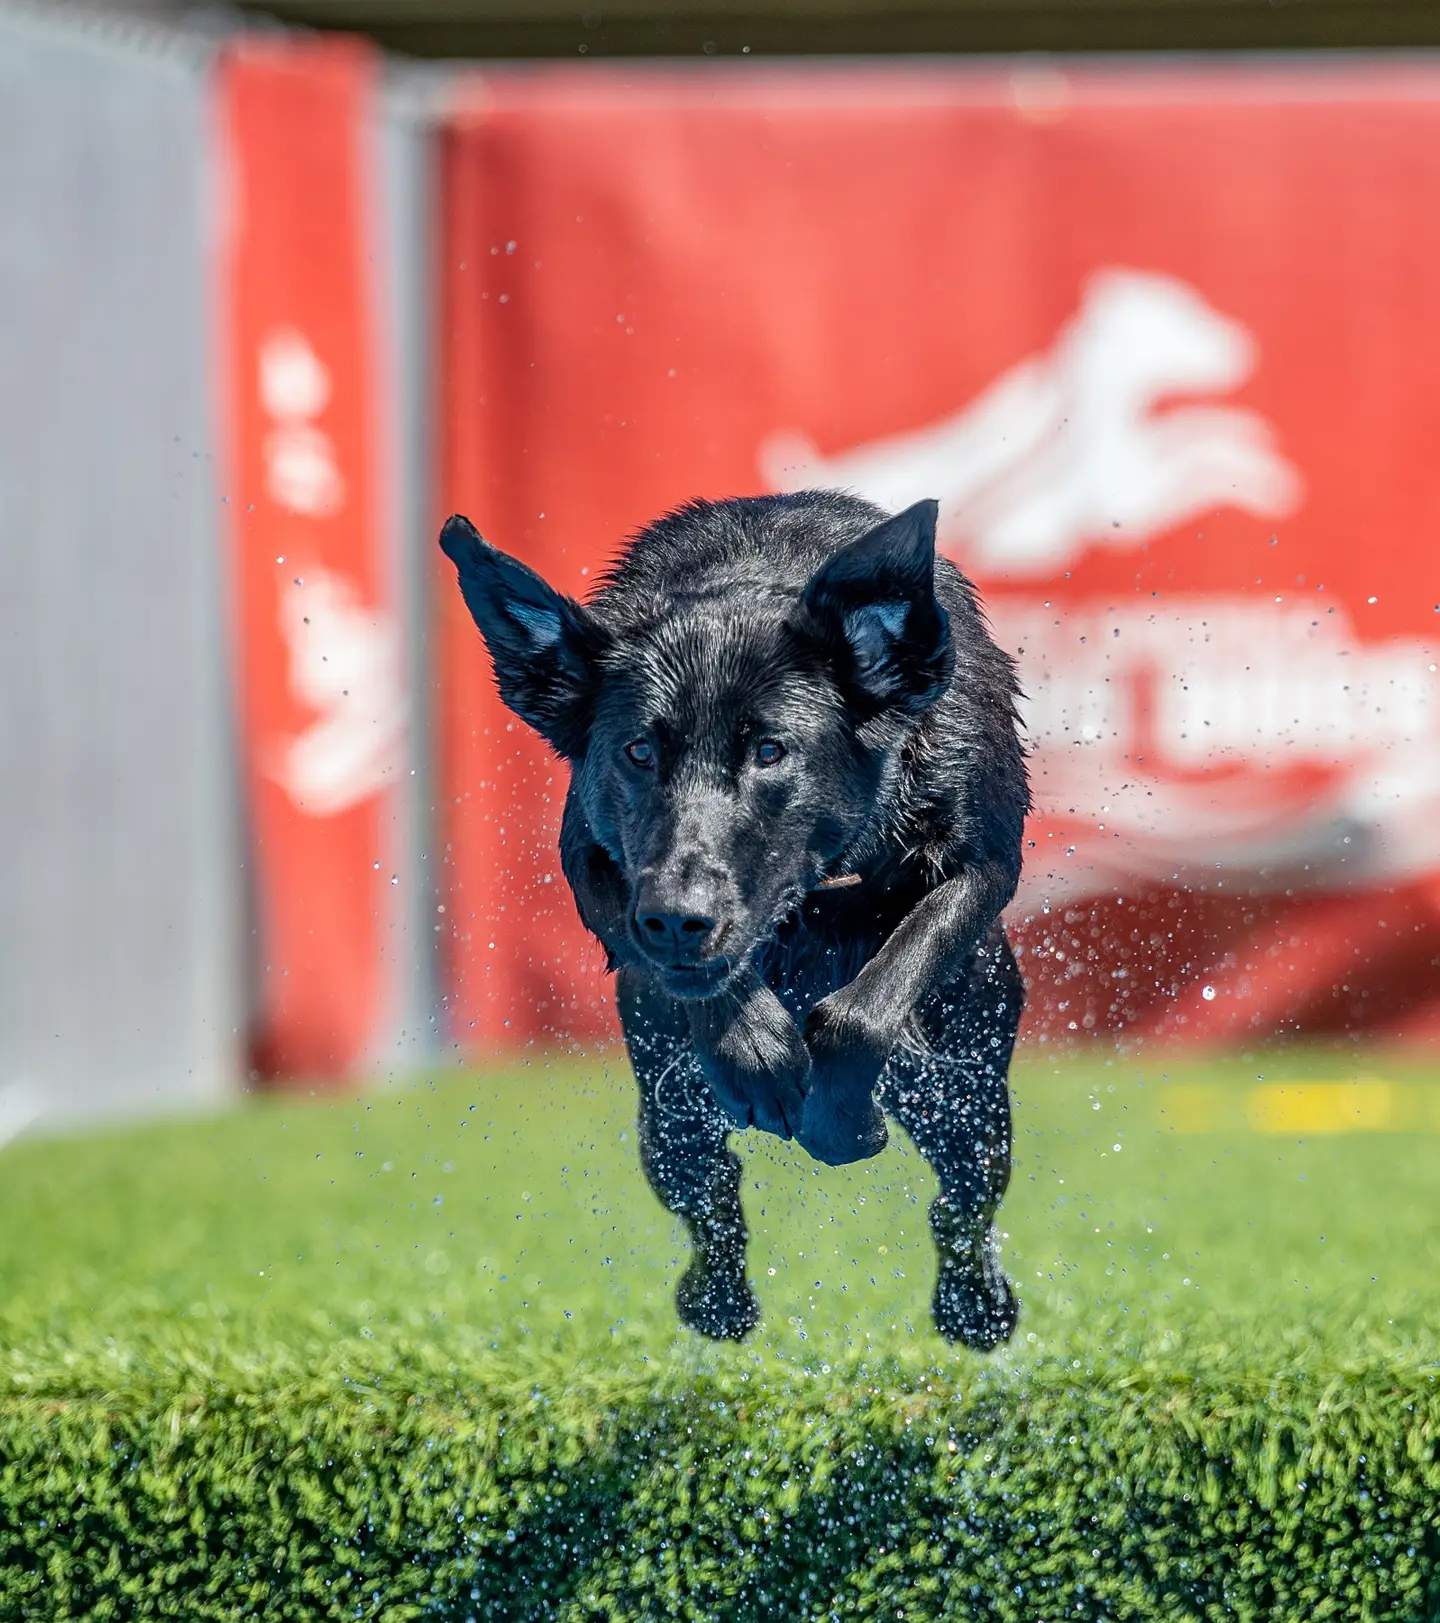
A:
3;1044;1439;1620
4;1044;1438;1363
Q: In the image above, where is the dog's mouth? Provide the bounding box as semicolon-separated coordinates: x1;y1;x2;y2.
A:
658;958;735;1000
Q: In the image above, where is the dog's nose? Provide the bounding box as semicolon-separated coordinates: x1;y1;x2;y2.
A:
636;908;716;957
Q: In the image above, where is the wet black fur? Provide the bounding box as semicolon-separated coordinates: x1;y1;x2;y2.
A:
440;492;1029;1348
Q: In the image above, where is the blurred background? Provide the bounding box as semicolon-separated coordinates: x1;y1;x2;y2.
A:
4;0;1440;1138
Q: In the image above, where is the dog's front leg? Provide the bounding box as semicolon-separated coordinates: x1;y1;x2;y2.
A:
687;967;811;1140
799;860;1016;1166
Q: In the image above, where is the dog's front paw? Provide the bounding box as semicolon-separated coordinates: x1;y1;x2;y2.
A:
797;995;889;1166
690;975;811;1139
676;1257;761;1341
798;1088;888;1166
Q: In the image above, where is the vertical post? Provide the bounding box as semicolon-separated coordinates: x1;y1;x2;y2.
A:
373;64;445;1068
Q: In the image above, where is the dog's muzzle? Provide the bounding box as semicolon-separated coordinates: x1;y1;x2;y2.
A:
631;875;734;996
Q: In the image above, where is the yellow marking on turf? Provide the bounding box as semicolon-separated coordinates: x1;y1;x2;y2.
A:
1160;1079;1440;1134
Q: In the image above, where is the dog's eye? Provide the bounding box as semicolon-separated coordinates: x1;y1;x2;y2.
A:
624;739;655;768
753;739;786;767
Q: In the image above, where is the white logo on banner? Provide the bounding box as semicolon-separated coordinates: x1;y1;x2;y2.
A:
271;569;407;818
760;268;1302;575
993;596;1440;902
259;329;346;518
760;269;1440;900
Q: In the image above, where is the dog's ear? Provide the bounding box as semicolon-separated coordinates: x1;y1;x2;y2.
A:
799;499;952;716
440;515;608;757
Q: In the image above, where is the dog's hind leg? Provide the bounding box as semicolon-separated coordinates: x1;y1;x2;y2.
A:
617;968;760;1341
881;927;1023;1351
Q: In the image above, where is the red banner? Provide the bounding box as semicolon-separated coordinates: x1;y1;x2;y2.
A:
439;62;1440;1047
218;38;401;1077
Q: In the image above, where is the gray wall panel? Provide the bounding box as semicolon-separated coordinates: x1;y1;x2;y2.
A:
370;66;448;1071
0;7;241;1126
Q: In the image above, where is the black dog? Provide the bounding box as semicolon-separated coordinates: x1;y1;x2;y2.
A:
440;493;1028;1349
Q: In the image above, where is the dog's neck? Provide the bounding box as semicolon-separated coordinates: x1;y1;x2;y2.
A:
808;731;915;896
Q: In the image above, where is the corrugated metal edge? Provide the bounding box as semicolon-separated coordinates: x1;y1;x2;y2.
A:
0;0;233;70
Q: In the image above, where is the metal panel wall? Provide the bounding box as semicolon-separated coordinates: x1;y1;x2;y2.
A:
0;6;241;1127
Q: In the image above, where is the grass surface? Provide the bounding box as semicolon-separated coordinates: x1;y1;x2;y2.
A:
3;1044;1439;1369
3;1045;1440;1621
